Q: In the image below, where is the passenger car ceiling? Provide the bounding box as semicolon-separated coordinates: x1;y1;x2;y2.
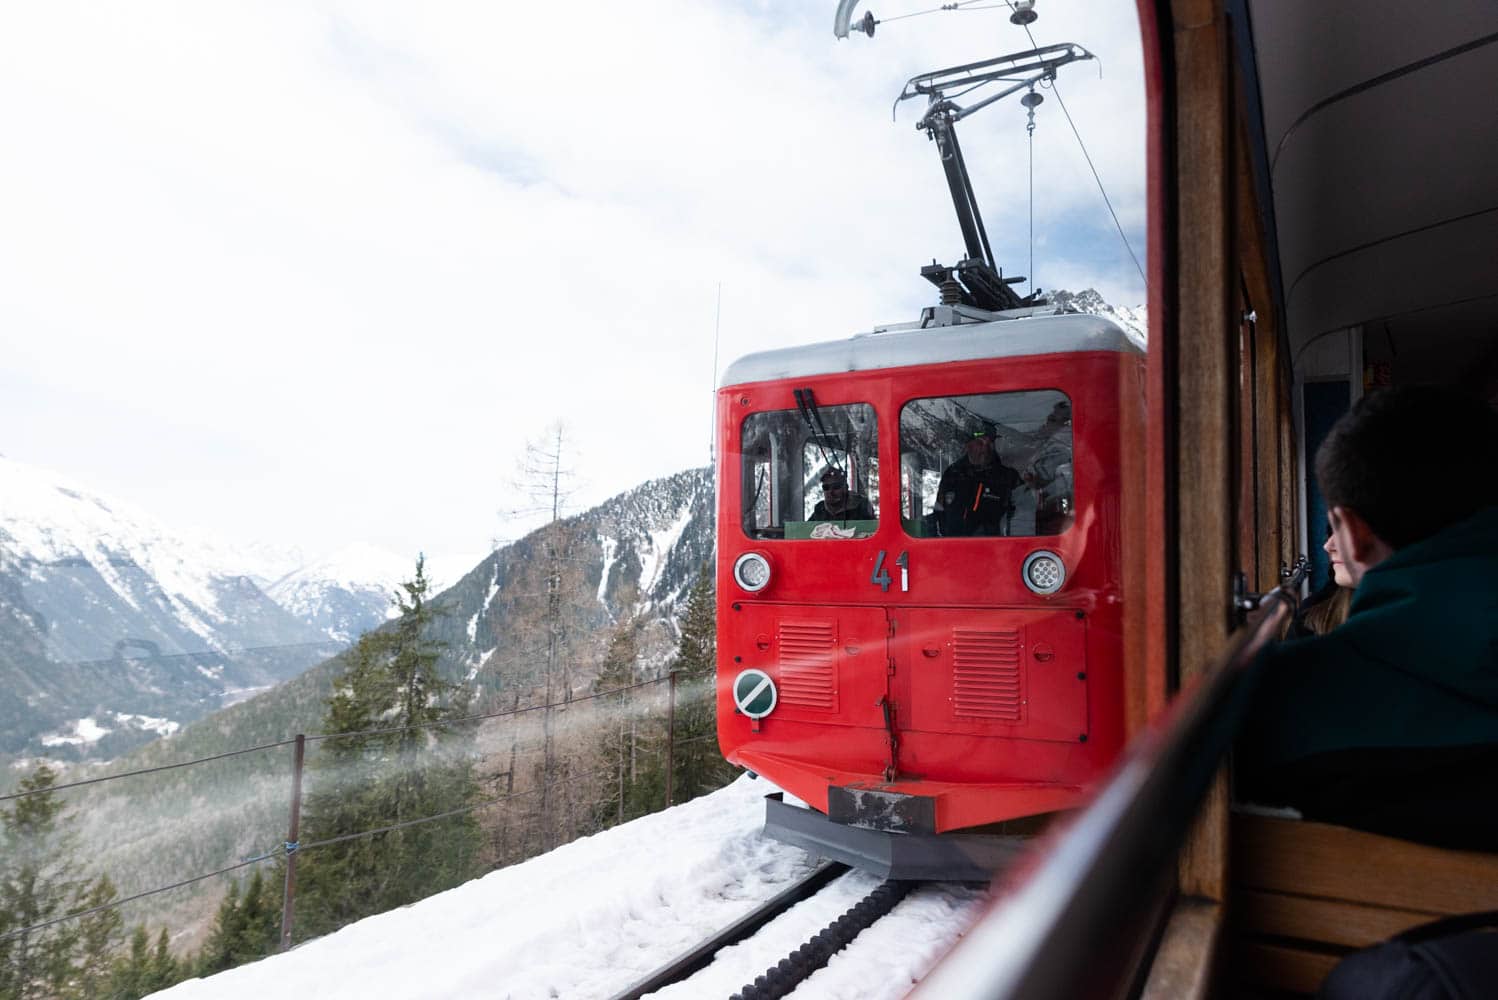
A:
1245;1;1498;386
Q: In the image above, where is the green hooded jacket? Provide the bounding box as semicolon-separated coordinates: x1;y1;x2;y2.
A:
1240;504;1498;770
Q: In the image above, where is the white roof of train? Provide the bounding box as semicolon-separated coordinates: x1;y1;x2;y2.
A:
719;312;1142;388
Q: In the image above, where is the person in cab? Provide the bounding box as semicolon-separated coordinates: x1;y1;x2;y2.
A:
1021;399;1075;535
1237;385;1498;850
935;423;1022;537
809;468;874;522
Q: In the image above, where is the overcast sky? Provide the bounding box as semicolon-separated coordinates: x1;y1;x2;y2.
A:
0;0;1145;574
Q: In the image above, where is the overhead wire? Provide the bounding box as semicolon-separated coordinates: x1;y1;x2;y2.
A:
877;0;999;26
1004;1;1148;289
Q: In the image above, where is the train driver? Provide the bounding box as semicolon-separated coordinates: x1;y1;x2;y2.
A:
809;468;875;522
934;423;1022;536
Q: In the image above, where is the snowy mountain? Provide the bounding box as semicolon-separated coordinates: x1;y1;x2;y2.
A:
1046;287;1148;345
449;465;715;701
102;465;716;788
0;457;374;759
267;543;410;644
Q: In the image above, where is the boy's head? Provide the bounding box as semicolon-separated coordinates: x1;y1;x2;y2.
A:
1316;385;1498;583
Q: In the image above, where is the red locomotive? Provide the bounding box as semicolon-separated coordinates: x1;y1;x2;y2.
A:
715;312;1143;876
713;42;1143;878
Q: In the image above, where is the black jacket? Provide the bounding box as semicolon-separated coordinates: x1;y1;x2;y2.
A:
810;494;875;521
935;456;1021;536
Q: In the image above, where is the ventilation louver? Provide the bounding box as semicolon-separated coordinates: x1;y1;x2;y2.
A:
952;628;1022;721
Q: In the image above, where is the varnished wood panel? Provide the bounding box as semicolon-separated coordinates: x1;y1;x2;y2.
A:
1171;0;1235;902
1140;897;1223;1000
1232;814;1498;913
1237;889;1438;949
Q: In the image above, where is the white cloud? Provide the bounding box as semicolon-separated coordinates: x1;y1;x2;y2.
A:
0;0;1145;567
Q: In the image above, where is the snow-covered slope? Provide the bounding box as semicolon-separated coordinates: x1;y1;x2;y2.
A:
438;466;714;701
267;543;409;644
151;777;987;1000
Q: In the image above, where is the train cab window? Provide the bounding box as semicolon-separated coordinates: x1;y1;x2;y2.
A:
740;403;879;540
900;390;1074;537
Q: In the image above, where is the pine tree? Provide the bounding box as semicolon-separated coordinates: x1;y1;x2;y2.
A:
0;763;104;1000
106;927;151;1000
194;881;242;977
66;876;121;1000
668;568;736;803
291;556;483;943
195;869;277;978
229;871;278;967
145;929;178;995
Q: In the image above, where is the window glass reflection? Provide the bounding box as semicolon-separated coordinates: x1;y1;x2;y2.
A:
741;403;879;539
900;391;1073;537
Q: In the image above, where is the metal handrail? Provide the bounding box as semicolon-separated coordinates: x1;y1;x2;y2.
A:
911;573;1303;999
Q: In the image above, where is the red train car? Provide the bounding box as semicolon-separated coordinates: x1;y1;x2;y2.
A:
715;310;1144;876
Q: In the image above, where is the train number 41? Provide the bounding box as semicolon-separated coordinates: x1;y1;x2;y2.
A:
871;551;910;593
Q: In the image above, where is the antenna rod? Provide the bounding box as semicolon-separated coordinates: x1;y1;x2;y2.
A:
709;282;722;462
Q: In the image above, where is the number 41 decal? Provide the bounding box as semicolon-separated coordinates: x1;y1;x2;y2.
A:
871;551;910;593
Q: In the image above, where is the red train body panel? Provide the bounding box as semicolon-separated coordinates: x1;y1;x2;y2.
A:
715;312;1144;835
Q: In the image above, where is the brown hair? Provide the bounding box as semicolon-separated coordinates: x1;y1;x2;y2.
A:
1301;586;1354;636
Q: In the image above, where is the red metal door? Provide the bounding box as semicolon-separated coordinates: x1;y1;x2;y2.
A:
894;607;1088;743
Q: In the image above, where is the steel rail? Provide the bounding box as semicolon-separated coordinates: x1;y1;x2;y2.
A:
606;860;850;1000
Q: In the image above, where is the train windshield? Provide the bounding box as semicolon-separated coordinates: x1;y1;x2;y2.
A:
741;403;879;540
900;390;1074;537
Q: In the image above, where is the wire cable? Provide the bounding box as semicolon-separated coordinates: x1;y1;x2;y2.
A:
0;852;275;945
1006;2;1148;289
2;677;672;800
0;738;298;802
309;674;670;744
1047;80;1147;288
878;1;993;25
0;767;619;943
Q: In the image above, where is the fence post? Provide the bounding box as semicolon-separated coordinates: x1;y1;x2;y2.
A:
280;733;305;952
665;671;677;808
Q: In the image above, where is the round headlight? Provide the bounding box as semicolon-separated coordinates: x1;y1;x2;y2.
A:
733;552;772;593
1022;550;1066;595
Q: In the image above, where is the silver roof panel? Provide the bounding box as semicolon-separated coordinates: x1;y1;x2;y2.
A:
720;313;1143;388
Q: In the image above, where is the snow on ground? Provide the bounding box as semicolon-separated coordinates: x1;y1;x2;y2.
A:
40;716;112;747
151;776;988;1000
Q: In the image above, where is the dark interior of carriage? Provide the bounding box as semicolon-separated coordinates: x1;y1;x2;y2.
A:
1227;5;1498;993
1245;0;1498;400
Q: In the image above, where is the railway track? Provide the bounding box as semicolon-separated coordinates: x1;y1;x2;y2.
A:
608;861;918;1000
